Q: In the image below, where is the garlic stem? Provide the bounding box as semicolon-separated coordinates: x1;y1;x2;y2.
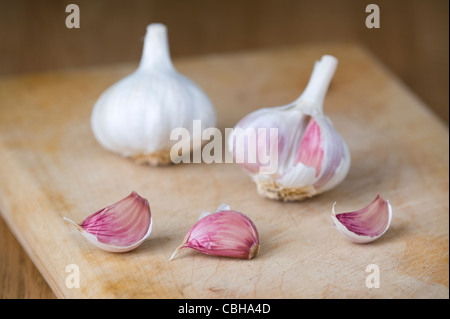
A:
168;242;186;261
296;55;338;112
62;216;83;232
138;23;175;72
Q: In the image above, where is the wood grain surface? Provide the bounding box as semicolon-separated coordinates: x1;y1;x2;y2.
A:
0;216;55;298
0;43;448;298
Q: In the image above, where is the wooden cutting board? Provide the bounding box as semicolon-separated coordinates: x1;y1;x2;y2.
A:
0;44;448;299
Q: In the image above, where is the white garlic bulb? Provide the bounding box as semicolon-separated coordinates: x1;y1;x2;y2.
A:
91;23;216;165
228;55;350;201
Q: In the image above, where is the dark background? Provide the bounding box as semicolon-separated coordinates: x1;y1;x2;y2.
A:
0;0;449;123
0;0;448;123
0;0;448;299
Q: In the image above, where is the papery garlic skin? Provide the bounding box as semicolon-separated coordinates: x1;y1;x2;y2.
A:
331;194;392;244
91;23;216;165
169;205;260;260
63;191;152;252
228;55;350;201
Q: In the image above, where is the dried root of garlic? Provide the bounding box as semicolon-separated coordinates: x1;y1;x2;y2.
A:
255;177;317;201
130;148;173;166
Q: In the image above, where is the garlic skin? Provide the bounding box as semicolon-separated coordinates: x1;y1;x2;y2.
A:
228;55;350;201
91;23;216;165
63;192;152;252
169;205;260;260
331;194;392;244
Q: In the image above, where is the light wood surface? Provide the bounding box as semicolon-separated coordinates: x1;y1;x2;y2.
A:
0;43;448;298
0;216;55;298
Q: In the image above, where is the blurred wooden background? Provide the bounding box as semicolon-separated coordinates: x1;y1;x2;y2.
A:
0;0;448;122
0;0;448;299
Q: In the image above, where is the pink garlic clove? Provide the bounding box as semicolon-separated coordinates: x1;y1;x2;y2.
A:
63;191;152;252
331;194;392;244
169;205;260;260
294;118;324;178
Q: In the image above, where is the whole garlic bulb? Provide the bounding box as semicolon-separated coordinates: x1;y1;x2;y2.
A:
228;55;350;201
91;23;216;165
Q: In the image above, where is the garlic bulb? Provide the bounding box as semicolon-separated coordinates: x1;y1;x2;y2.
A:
91;23;216;165
228;55;350;201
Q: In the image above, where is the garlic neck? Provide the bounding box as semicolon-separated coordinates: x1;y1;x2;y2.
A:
296;55;338;112
138;23;175;72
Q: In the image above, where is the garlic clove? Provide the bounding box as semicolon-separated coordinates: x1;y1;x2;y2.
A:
294;118;324;177
63;192;152;252
169;205;260;260
331;194;392;244
91;23;216;165
228;55;351;201
275;116;350;194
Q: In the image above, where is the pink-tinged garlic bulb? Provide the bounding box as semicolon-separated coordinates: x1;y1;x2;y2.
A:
331;194;392;244
169;204;260;260
228;55;350;201
63;192;152;252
